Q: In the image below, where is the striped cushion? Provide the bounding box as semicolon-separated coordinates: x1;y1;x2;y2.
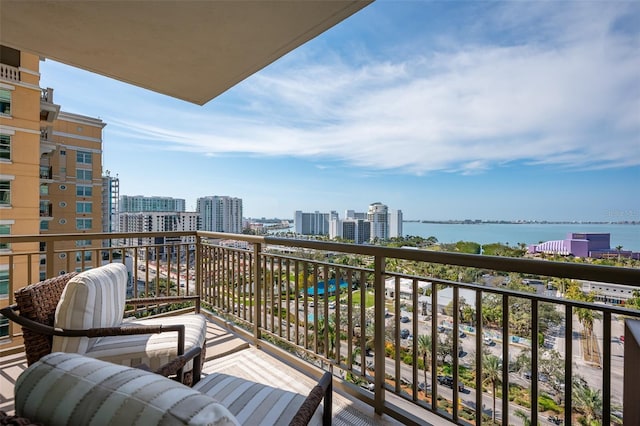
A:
86;314;208;372
194;373;322;425
15;352;238;426
53;263;128;353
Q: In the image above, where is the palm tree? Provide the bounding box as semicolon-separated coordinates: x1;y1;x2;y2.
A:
416;334;432;397
482;354;502;424
573;381;603;425
615;245;623;261
514;409;532;426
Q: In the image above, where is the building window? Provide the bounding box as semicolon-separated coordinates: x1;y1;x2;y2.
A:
77;150;92;165
0;89;11;115
76;239;92;247
59;218;67;225
0;180;9;206
0;224;10;250
76;218;92;230
0;134;10;161
76;201;92;213
60;184;67;190
0;316;7;337
60;150;66;156
76;169;92;181
40;184;49;195
76;184;92;196
40;220;49;231
0;269;8;299
75;251;92;262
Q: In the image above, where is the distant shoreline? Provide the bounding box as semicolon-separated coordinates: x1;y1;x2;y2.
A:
404;220;639;225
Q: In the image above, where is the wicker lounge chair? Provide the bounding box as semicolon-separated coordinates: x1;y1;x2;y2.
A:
0;263;207;386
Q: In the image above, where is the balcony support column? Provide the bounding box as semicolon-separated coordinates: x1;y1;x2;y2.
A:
46;238;54;278
624;319;640;424
195;236;202;313
373;254;386;415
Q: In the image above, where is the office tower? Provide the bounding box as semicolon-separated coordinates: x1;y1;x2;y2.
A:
102;171;119;233
389;209;403;238
367;202;388;241
294;210;338;235
120;195;185;213
197;196;243;234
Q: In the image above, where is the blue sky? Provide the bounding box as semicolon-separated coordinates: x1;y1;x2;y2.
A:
40;1;639;222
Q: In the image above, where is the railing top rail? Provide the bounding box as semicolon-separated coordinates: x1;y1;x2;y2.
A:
3;231;639;287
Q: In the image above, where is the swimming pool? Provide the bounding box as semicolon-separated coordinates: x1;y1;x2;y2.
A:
306;279;349;296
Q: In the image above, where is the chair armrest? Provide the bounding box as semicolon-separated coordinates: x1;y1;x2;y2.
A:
0;305;186;356
128;296;200;305
289;372;332;426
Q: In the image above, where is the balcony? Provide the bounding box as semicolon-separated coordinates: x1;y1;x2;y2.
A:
1;231;639;425
39;87;60;123
0;64;20;83
38;165;52;181
40;127;56;155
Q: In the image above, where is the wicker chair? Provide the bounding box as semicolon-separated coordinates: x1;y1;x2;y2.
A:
0;264;207;386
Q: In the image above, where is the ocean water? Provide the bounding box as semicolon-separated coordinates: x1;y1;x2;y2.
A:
268;222;639;251
402;222;640;252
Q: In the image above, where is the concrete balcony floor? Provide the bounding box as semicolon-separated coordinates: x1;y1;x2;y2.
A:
1;317;441;425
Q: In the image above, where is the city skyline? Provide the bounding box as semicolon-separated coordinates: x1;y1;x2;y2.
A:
39;1;639;222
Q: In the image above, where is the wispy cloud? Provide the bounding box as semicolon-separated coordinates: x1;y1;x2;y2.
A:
100;2;639;174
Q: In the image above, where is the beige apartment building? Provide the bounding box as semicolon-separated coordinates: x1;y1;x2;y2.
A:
1;46;105;337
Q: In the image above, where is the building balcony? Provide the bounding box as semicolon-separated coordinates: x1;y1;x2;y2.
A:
38;166;52;181
1;231;639;425
0;63;20;83
39;87;60;123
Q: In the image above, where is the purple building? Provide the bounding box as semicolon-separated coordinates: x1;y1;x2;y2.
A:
528;233;639;259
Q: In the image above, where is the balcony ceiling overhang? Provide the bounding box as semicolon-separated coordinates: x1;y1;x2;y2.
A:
0;0;372;105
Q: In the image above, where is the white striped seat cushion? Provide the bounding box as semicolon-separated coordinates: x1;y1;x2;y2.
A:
52;262;206;373
193;373;322;425
15;352;238;426
53;263;128;354
86;314;207;372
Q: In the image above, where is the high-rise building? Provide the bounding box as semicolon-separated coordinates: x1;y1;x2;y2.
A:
40;111;106;276
119;211;199;249
367;202;388;241
1;45;108;288
120;195;185;213
344;210;366;220
1;46;42;303
102;171;119;233
330;218;371;244
197;196;243;234
389;209;403;239
294;210;338;235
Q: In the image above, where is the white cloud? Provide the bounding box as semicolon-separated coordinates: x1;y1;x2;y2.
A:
101;2;639;174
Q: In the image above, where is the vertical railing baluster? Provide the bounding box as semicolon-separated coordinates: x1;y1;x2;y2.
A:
475;290;483;425
253;242;261;343
530;299;539;426
564;303;573;426
603;310;611;426
452;286;459;421
502;295;510;426
373;254;385;415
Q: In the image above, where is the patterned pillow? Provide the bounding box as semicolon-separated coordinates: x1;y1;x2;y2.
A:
52;263;128;353
15;352;238;426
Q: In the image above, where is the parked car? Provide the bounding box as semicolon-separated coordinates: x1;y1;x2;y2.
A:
459;331;466;338
400;316;410;323
328;301;336;309
437;375;465;391
400;328;410;339
483;336;494;345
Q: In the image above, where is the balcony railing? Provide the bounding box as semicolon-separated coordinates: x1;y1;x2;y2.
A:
1;231;639;426
0;64;20;82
